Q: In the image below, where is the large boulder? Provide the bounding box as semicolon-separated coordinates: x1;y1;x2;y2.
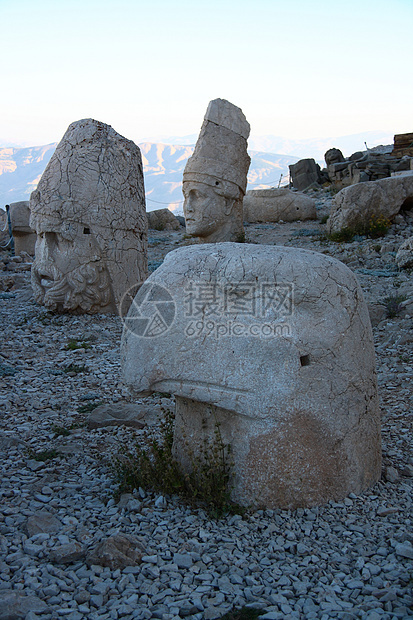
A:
243;188;316;222
289;158;322;191
147;208;180;231
327;175;413;234
121;243;381;509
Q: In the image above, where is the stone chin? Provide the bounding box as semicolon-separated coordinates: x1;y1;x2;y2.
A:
31;261;113;313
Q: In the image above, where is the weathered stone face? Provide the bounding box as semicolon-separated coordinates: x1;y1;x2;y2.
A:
121;243;381;509
183;181;242;242
182;99;250;243
30;118;147;314
31;219;113;313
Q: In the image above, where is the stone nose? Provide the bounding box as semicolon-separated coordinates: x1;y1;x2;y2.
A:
184;196;194;214
39;232;57;260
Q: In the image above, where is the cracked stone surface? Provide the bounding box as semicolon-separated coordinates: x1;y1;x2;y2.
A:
29;118;147;314
122;243;381;509
327;175;413;233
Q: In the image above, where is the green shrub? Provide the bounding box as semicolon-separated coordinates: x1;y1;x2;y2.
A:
328;215;391;243
219;607;262;620
77;401;102;414
63;363;88;374
27;448;59;461
328;228;355;243
65;338;91;350
366;215;391;239
112;408;240;518
51;425;70;437
383;294;407;318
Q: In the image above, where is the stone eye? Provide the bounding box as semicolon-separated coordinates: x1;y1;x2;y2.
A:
83;227;91;234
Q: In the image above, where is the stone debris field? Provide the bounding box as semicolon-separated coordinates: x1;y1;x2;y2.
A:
0;188;412;620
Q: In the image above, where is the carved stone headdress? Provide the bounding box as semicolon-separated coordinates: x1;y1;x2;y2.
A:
183;99;251;199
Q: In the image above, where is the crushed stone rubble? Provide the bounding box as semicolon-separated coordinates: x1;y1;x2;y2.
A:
0;189;412;620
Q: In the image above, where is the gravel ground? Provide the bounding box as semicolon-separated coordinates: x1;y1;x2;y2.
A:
0;188;412;620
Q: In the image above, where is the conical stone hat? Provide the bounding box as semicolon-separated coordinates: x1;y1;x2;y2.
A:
183;99;251;197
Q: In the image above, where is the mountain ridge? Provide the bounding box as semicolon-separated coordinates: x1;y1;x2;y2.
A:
0;130;395;213
0;142;299;213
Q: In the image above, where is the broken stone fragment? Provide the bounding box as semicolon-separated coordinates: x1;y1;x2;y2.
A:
86;534;144;570
87;402;154;429
25;510;62;537
396;236;413;269
243;188;316;223
147;208;180;231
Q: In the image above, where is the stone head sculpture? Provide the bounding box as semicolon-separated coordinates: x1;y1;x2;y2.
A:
121;243;381;509
30;119;148;313
183;99;251;243
325;147;345;167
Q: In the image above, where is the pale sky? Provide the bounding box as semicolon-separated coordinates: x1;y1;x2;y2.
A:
1;0;412;147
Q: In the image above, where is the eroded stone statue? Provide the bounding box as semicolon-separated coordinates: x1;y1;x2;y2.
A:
183;99;250;243
30;118;147;313
121;243;381;509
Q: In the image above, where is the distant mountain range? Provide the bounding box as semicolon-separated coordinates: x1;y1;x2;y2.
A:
0;142;299;214
143;130;394;162
0;130;394;214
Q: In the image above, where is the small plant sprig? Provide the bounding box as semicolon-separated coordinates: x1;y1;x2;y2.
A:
63;363;88;374
328;215;391;243
77;401;102;414
65;338;91;351
27;448;60;461
112;408;240;518
383;294;407;318
51;421;86;436
218;607;262;620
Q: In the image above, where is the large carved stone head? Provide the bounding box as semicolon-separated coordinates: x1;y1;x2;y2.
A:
121;243;381;509
183;99;250;243
30;119;147;313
